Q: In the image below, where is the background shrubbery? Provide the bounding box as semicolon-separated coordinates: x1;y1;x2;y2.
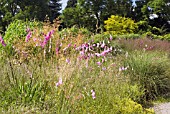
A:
104;15;138;35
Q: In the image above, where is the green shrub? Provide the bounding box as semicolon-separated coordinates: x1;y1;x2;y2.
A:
59;26;91;38
137;20;152;34
4;20;41;45
1;20;41;56
163;34;170;41
104;15;138;35
124;51;170;102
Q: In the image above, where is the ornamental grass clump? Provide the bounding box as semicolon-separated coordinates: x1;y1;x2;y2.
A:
124;51;170;103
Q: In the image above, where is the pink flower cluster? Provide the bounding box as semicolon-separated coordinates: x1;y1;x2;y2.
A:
91;89;96;99
41;30;54;48
75;40;113;61
119;66;128;71
25;31;32;42
56;77;62;87
0;36;6;46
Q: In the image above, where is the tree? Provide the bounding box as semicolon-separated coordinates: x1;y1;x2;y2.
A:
0;0;62;32
80;0;107;32
141;0;170;34
61;0;135;32
66;0;77;8
61;0;96;31
48;0;62;22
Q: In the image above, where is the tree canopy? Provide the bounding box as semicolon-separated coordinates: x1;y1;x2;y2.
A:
0;0;61;32
61;0;170;34
0;0;170;35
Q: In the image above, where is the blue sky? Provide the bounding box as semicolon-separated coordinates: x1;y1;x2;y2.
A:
61;0;68;10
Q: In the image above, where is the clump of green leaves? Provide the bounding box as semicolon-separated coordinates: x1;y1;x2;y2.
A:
104;15;138;35
0;60;50;109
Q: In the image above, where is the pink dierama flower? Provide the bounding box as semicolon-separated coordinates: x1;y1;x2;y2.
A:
91;90;96;99
80;50;85;55
60;43;62;47
101;40;105;48
56;77;62;87
56;47;59;55
41;30;54;48
33;38;37;42
95;53;101;57
102;67;107;71
66;58;70;63
97;61;102;66
81;43;86;48
100;51;107;56
68;43;71;47
74;44;76;48
109;35;113;41
119;66;128;71
25;32;32;42
97;43;100;48
26;28;31;33
102;58;105;63
51;30;55;34
35;43;39;47
0;36;6;46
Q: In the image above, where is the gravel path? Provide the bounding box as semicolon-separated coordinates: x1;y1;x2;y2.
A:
152;102;170;114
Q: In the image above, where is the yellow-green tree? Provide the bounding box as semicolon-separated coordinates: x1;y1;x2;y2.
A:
104;15;138;35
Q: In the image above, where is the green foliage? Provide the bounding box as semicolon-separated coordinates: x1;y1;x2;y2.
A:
0;60;50;109
124;51;170;102
59;26;91;37
143;32;170;41
61;7;82;27
66;0;77;8
141;0;170;34
137;20;152;34
163;34;170;41
0;0;61;32
61;0;134;32
114;34;141;39
61;6;97;32
4;20;40;44
104;15;138;35
1;20;41;56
